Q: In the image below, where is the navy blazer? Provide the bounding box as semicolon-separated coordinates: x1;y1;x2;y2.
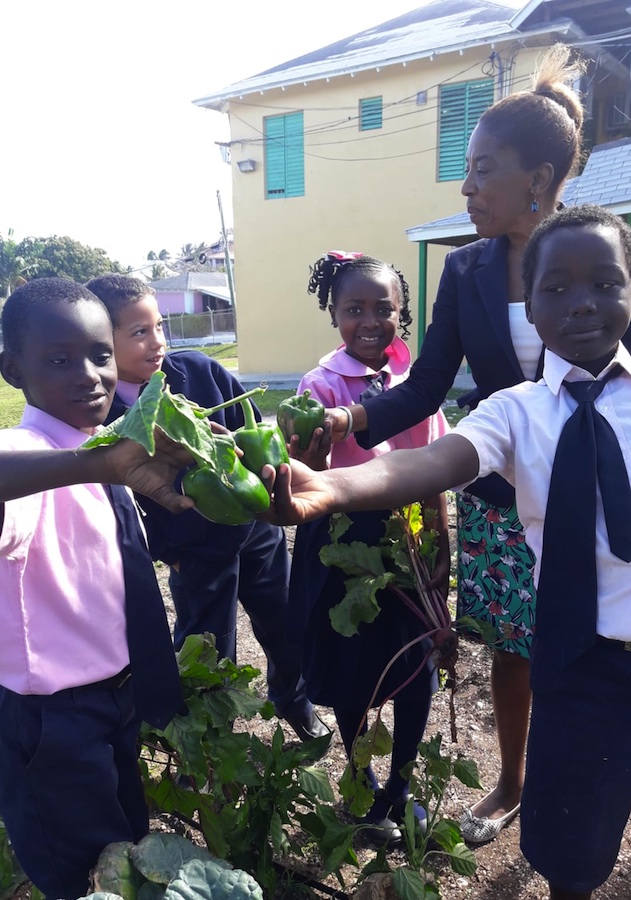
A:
358;235;631;506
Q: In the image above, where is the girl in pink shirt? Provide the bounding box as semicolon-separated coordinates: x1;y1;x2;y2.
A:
288;253;450;847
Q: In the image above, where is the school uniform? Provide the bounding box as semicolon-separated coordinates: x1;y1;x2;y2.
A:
107;350;314;724
0;406;155;899
454;344;631;892
289;340;447;801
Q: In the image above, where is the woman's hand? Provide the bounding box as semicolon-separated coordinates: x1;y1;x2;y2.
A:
260;460;338;525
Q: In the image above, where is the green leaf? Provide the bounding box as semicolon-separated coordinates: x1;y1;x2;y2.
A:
445;841;477;877
430;817;463;852
339;764;375;817
328;512;353;542
269;811;285;854
130;833;215;885
391;867;434;900
163;859;263;900
320;541;387;578
353;719;393;767
329;572;394;636
453;756;483;789
456;615;497;645
297;766;335;802
301;806;359;874
84;372;166;454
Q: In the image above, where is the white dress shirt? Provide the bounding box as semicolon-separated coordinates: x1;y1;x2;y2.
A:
455;344;631;641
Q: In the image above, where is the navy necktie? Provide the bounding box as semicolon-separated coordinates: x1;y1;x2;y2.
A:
533;365;631;684
359;372;387;402
107;484;184;729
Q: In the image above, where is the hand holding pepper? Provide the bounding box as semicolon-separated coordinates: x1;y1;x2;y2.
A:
287;420;332;471
277;390;326;450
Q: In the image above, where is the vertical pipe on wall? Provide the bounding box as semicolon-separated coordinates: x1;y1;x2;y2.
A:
416;240;428;355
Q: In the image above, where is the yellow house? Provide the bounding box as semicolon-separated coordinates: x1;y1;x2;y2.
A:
195;0;631;376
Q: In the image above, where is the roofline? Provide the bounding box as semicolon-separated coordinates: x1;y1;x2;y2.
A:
509;0;544;30
193;21;567;112
406;219;476;242
406;201;631;245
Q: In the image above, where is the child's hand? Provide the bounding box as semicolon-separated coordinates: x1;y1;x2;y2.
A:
101;429;195;514
259;460;337;525
288;422;332;471
425;551;450;600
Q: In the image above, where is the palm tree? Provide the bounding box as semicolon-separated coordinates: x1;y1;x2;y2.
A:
0;231;37;299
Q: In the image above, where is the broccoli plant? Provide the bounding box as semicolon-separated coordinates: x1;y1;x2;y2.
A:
81;833;263;900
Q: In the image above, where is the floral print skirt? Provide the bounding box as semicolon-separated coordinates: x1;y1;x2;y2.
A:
456;491;537;659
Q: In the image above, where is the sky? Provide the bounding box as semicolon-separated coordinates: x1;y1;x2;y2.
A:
0;0;521;275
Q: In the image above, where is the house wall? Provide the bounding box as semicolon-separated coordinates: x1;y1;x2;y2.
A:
154;291;205;315
224;42;550;375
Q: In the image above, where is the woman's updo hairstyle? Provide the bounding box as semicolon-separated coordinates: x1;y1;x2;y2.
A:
479;43;586;192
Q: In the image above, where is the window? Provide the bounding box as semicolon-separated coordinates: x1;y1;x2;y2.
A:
438;79;495;181
264;111;304;199
359;96;383;131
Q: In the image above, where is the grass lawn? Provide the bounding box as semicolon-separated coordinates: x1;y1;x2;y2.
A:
0;341;468;430
0;381;25;429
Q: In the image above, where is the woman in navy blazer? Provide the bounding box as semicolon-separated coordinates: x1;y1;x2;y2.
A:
323;45;590;844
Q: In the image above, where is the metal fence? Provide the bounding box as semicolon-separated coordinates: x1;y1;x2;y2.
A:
164;310;236;347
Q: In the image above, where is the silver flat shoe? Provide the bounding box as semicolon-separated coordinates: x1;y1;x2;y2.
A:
460;802;520;844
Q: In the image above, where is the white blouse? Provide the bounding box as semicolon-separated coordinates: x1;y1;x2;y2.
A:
508;301;543;381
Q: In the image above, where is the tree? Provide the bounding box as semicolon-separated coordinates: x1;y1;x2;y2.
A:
0;230;38;299
19;235;125;282
149;264;167;280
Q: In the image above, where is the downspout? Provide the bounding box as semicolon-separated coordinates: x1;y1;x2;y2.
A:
416;240;428;355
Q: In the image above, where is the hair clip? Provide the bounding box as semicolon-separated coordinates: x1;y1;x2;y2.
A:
326;250;364;265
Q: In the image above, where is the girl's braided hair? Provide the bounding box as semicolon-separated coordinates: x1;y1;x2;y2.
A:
307;252;413;339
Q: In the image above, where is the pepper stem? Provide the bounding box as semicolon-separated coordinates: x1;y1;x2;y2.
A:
239;396;257;431
199;385;266;418
299;389;311;410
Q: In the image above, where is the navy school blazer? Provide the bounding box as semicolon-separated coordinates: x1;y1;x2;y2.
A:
357;235;631;507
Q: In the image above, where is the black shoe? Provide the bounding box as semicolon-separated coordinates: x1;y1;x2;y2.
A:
361;816;403;848
359;789;403;848
284;709;331;742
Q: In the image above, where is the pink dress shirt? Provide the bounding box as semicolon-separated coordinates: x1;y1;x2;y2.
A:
0;406;129;694
298;336;449;469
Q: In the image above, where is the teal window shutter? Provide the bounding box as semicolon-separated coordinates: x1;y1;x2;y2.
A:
438;79;494;181
359;97;383;131
265;111;304;199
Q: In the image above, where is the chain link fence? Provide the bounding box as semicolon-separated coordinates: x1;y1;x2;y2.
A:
164;310;236;347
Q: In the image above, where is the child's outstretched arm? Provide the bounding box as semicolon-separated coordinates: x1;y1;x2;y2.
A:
0;431;195;514
266;433;479;525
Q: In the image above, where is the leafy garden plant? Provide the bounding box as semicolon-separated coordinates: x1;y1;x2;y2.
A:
137;633;358;897
320;510;486;898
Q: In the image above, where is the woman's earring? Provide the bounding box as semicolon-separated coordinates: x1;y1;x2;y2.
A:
531;195;539;213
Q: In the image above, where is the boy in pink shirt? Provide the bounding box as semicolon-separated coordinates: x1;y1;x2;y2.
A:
0;278;190;899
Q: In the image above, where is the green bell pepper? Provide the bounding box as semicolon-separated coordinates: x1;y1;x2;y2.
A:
182;435;270;526
234;395;289;475
277;389;325;450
